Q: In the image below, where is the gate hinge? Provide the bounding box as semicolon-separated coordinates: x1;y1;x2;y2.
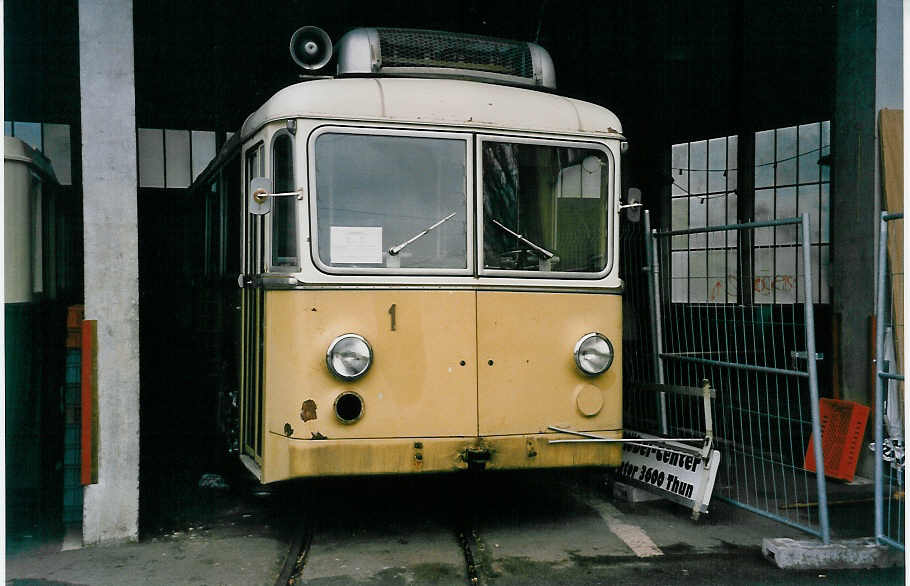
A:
789;350;824;370
790;350;824;360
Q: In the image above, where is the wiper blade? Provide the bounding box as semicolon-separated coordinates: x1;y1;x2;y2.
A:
388;211;457;256
490;219;555;259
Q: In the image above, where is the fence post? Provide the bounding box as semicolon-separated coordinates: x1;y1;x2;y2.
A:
873;211;889;545
644;210;668;434
801;213;830;544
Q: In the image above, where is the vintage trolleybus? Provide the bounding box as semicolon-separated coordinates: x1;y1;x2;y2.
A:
199;27;632;483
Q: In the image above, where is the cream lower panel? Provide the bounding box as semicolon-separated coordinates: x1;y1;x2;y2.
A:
261;429;622;482
263;289;478;444
477;291;622;436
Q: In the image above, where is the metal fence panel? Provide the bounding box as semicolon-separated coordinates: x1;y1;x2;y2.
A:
641;213;829;542
875;211;904;551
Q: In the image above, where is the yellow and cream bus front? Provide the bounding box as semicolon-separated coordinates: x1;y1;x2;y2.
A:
237;77;625;483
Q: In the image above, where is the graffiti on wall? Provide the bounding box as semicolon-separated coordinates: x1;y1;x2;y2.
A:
708;274;797;302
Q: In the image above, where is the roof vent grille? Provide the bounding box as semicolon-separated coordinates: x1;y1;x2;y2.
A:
379;28;533;77
336;27;556;89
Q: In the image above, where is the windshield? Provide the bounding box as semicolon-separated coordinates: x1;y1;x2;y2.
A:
314;132;468;271
482;140;610;274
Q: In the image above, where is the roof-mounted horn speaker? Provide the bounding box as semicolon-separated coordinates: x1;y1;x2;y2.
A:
289;26;333;70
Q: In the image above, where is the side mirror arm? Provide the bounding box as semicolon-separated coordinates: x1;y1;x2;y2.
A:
248;177;303;216
621;187;643;223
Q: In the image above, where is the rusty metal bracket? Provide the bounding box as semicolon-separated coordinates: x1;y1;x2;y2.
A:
462;447;492;466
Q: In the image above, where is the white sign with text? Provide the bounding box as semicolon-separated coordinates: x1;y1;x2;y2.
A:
616;440;720;514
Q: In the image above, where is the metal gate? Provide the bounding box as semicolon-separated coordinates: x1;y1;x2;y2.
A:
638;211;829;542
874;211;904;550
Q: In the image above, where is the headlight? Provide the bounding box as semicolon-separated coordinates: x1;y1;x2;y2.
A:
574;332;614;376
326;334;372;380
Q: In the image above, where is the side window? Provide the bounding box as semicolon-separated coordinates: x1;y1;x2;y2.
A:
271;133;297;268
246;143;263;182
244;142;264;274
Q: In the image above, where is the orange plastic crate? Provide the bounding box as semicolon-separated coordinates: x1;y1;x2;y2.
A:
804;398;870;482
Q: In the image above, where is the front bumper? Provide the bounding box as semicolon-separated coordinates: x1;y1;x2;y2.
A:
262;429;623;482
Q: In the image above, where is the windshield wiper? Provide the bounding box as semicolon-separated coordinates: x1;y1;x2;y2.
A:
490;219;556;259
388;211;457;256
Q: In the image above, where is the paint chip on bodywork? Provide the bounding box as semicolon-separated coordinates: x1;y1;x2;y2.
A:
301;399;317;422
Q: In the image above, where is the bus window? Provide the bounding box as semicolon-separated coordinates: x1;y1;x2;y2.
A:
271;132;297;268
244;142;264;275
481;140;610;275
313;132;468;272
246;143;264;180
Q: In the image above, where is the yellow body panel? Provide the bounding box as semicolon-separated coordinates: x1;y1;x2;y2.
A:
265;290;478;441
476;291;622;435
260;288;622;482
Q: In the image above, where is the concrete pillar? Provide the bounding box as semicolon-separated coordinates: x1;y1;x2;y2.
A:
78;0;140;544
832;0;877;407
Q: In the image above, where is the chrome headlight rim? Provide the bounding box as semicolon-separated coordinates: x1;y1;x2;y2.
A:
326;333;373;381
573;332;614;376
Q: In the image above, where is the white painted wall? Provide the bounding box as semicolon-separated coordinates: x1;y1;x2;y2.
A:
875;0;903;111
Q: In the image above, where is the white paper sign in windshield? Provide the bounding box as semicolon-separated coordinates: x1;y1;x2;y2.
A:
330;226;383;264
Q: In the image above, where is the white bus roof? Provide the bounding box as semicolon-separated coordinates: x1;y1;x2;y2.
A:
240;78;623;140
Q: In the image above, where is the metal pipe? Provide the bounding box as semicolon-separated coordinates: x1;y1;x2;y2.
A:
644;210;668;434
701;379;714;459
548;426;697;443
548;438;704;445
874;211;889;544
548;426;617;439
716;496;824;540
655;217;802;238
547;425;704;448
659;353;808;378
878;371;905;381
878;535;906;552
801;213;829;544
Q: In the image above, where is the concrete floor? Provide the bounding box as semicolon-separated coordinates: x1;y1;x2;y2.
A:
296;470;901;584
5;468;904;585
